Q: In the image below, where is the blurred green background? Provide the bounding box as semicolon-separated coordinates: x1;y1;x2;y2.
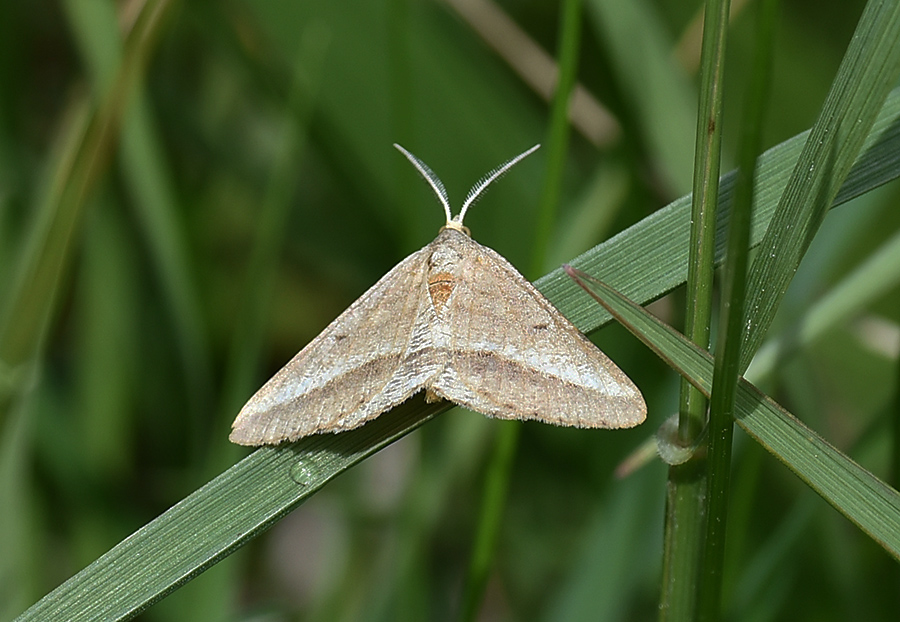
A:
3;0;899;620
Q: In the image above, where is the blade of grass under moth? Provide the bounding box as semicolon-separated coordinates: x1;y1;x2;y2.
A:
14;399;445;622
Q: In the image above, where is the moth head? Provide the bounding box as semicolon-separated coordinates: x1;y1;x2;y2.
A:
393;143;540;235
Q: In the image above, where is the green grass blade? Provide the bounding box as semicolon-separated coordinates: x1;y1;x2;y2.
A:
119;100;213;419
542;465;665;621
566;268;900;561
65;0;214;452
14;400;444;622
531;0;582;277
0;4;175;615
458;419;520;622
682;0;728;370
740;0;900;370
700;0;778;617
662;0;730;617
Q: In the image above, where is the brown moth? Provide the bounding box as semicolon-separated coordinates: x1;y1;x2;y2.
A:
230;144;646;445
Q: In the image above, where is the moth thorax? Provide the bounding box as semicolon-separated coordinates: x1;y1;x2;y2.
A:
427;236;464;271
425;239;463;313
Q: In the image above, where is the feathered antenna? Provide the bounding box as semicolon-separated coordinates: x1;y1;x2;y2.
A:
456;144;540;226
393;144;453;226
394;144;540;232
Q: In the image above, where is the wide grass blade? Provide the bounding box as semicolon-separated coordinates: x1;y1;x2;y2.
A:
14;400;444;622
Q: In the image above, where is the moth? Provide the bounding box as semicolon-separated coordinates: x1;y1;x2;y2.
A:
230;144;646;445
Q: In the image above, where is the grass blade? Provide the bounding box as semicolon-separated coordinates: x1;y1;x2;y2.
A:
699;0;778;617
566;268;900;561
662;0;730;617
14;400;444;622
0;0;174;375
740;0;900;369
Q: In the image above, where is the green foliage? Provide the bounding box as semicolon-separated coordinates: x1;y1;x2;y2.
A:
2;0;900;621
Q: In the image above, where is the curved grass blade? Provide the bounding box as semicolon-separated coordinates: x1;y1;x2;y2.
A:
566;267;900;561
739;0;900;369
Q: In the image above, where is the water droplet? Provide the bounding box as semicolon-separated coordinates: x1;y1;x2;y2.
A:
290;461;313;487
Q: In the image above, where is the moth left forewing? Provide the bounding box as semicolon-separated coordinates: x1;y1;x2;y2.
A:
433;238;646;429
230;245;441;445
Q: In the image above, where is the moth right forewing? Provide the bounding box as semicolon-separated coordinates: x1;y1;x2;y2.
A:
230;245;436;445
435;237;646;430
